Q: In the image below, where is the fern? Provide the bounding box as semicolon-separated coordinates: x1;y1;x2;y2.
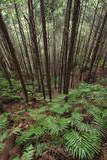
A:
99;78;107;86
64;130;101;160
70;112;83;126
41;116;60;135
52;95;65;103
0;131;8;151
35;143;49;157
28;107;46;115
0;113;9;129
13;83;107;160
57;117;71;130
21;144;34;160
12;156;20;160
69;112;96;134
0;131;8;142
16;126;45;145
11;127;22;135
50;103;70;114
102;109;107;119
0;143;4;152
28;108;47;121
88;107;107;136
40;116;69;135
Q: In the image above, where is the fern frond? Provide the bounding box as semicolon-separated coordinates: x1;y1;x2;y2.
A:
88;107;107;136
0;131;8;142
70;112;83;126
50;103;70;114
11;127;22;135
21;144;34;160
28;108;47;121
0;113;9;129
41;116;59;135
16;126;45;145
0;143;4;152
58;117;71;130
12;156;20;160
52;95;65;103
28;107;46;114
35;143;49;157
64;130;101;160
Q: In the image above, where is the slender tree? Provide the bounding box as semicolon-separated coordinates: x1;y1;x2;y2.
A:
58;0;73;93
0;11;28;102
40;0;52;100
64;0;80;94
28;0;46;99
14;0;34;81
87;10;107;82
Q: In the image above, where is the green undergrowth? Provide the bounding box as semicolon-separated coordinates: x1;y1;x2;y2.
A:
0;81;107;160
98;78;107;86
0;112;10;152
0;74;33;102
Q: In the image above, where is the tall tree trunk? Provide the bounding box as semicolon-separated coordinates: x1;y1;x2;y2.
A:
40;0;52;100
58;0;73;93
102;53;107;70
12;16;29;76
0;48;12;88
87;11;107;82
53;18;57;89
0;11;28;102
28;0;46;99
14;0;34;81
79;0;101;81
75;0;87;61
64;0;80;94
51;0;57;90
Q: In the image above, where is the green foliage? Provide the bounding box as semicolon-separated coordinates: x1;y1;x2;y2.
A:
40;116;59;135
64;130;101;160
88;107;107;136
0;77;22;100
40;116;70;135
0;74;33;101
12;156;20;160
0;113;9;129
35;143;49;157
28;107;47;121
50;103;70;114
0;82;106;160
0;131;8;142
98;78;107;86
0;131;8;151
0;113;10;151
48;83;107;159
21;144;34;160
11;127;22;135
16;82;107;159
16;125;46;145
0;143;4;152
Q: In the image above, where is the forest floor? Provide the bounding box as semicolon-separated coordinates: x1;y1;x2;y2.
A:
0;75;107;160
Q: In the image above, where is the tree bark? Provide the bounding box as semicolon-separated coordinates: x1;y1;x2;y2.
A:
58;0;73;93
64;0;80;94
40;0;52;100
28;0;46;99
0;11;28;102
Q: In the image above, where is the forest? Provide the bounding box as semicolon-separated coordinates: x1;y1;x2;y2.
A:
0;0;107;159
